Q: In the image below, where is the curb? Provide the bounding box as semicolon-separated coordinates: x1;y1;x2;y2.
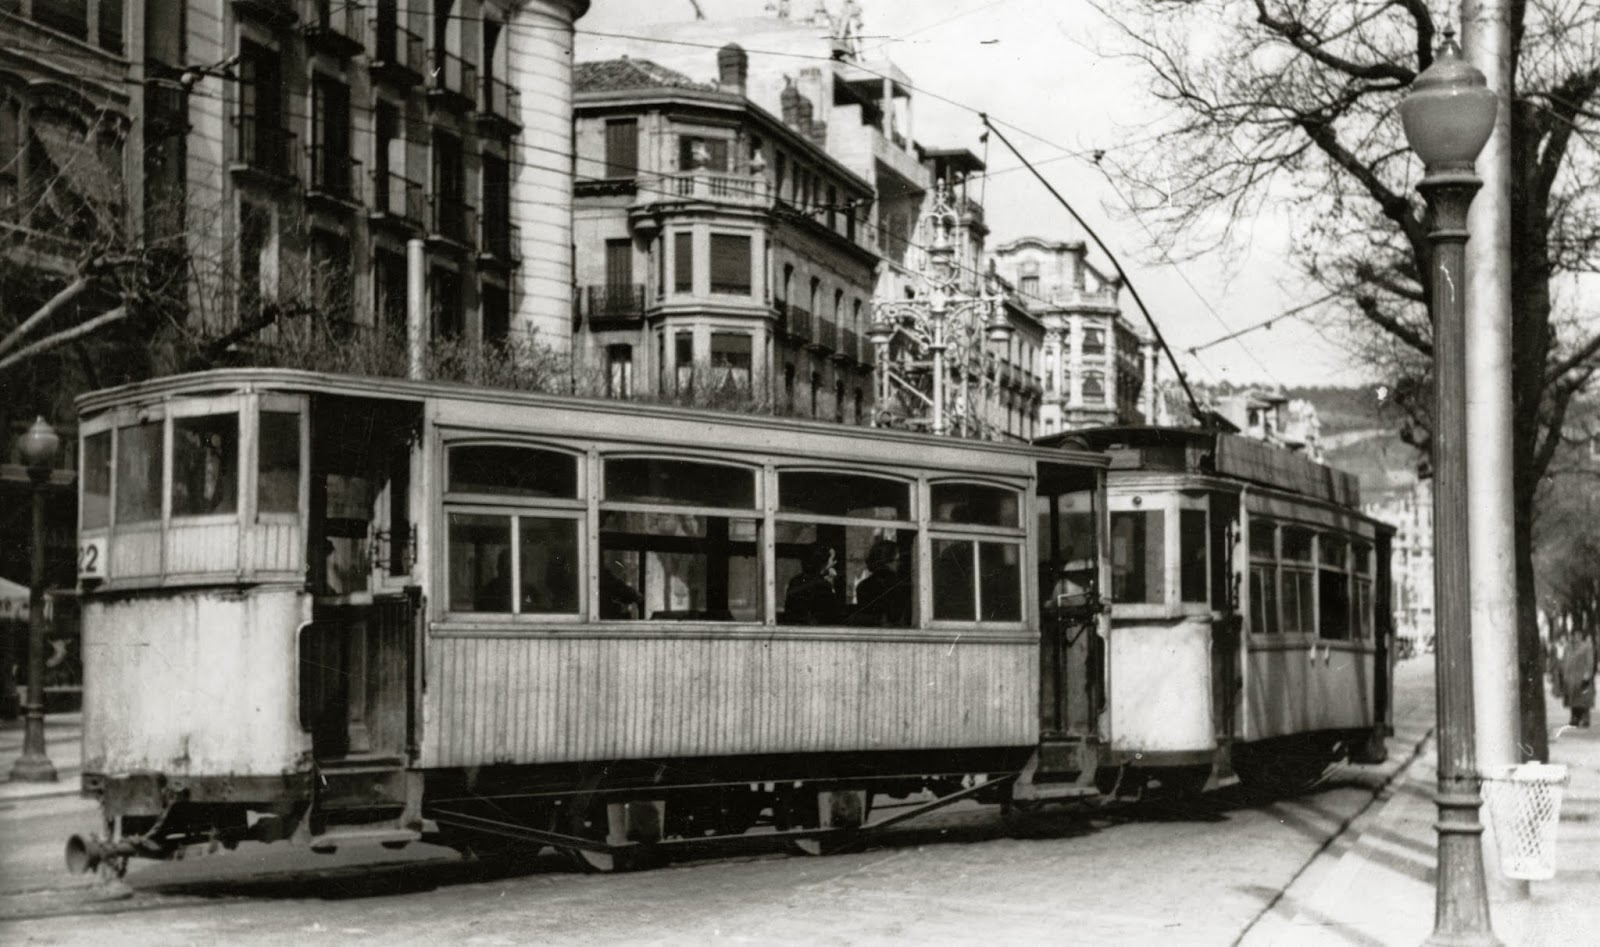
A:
1237;724;1439;945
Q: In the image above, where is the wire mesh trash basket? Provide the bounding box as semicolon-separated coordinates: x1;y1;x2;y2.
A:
1481;762;1569;880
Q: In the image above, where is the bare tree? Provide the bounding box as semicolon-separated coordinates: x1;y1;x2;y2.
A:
1095;0;1600;759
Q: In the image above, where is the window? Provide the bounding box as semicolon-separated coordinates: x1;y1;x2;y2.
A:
605;118;638;176
35;1;88;42
834;380;845;423
674;232;693;294
1318;534;1350;640
432;131;466;239
777;471;914;627
431;268;463;339
710;332;751;389
482;283;510;347
171;414;238;517
1082;328;1105;354
115;420;163;525
1281;526;1316;634
929;484;1025;623
1180;507;1208;604
82;431;111;529
854;388;863;425
784;363;795;409
258;411;301;515
1249;521;1279;634
237;42;285;173
1035;475;1098;610
1083;372;1105;402
810;371;821;417
239;201;271;315
374;248;407;335
710;233;752;295
1352;540;1373;639
311;76;352;195
446;445;582;616
600;457;760;622
607;344;634;398
826;185;837;230
1111;509;1164;604
1019;275;1039;298
675;331;695;391
605;238;633;290
482;153;511;255
678;135;729;172
310;229;353;324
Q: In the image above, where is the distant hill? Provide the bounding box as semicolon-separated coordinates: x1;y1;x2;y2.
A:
1281;385;1388;436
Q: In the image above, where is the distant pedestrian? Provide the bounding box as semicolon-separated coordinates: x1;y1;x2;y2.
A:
1560;631;1595;728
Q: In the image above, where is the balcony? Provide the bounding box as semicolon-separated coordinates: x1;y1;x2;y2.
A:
370;17;424;87
231;116;298;185
369;170;426;232
233;0;298;27
427;49;477;112
957;194;984;230
786;305;813;343
303;0;365;57
648;172;770;208
836;328;861;364
576;284;647;325
479;216;520;269
428;194;475;250
306;145;361;207
476;76;521;137
811;318;837;354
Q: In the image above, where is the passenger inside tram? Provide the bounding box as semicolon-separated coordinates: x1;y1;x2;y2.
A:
850;538;911;627
783;542;841;624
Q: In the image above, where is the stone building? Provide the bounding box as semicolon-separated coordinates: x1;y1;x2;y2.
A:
988;237;1151;434
571;48;877;419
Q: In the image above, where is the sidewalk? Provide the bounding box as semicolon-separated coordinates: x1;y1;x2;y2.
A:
1246;672;1600;946
0;712;82;803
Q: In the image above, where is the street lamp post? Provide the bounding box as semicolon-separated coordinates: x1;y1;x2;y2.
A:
9;416;61;783
1398;30;1500;947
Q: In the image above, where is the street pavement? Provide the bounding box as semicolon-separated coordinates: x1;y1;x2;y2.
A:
1;657;1594;944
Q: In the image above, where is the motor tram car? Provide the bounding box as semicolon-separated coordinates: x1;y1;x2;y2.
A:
1038;427;1397;797
65;368;1112;875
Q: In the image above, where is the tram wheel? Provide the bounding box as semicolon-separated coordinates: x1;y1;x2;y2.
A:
559;780;656;873
782;790;870;857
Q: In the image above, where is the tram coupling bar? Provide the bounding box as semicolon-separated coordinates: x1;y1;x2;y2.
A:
65;833;148;874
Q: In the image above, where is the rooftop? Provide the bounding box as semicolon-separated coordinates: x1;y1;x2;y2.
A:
575;57;716;94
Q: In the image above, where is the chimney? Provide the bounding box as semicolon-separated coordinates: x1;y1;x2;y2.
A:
718;43;749;95
796;96;814;136
780;77;803;126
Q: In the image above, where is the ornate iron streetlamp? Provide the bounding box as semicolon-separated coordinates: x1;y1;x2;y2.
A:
10;416;61;783
870;181;1010;438
1398;28;1500;947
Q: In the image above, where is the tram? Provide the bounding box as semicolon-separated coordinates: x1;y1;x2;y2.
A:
1039;427;1396;797
66;368;1111;874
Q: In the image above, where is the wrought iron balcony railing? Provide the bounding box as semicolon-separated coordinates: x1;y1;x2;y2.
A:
480;215;520;266
232;116;297;181
307;145;360;202
304;0;364;56
370;170;426;228
427;49;477;110
429;194;475;247
478;75;521;133
370;15;424;86
787;305;813;342
579;284;647;322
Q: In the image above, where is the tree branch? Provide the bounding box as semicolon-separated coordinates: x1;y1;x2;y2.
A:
1356;293;1432;356
0;305;128;374
0;275;90;357
1250;0;1418;84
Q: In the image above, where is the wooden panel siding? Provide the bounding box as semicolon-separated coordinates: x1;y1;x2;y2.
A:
166;522;241;574
247;522;302;574
422;635;1037;768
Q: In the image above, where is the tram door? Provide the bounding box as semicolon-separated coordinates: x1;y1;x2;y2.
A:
300;398;421;766
1036;463;1104;740
1208;492;1243;746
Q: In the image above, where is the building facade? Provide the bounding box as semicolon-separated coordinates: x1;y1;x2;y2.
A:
571;49;877;420
989;237;1149;435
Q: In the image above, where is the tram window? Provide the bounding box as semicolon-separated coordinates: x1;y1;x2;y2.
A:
518;517;579;613
449;445;577;499
1249;521;1279;634
776;521;913;627
448;513;512;612
779;471;909;520
605;458;755;509
258;411;301;515
1111;510;1165;604
82;431;111;529
1281;526;1315;634
979;542;1023;621
1353;541;1374;639
1318;534;1351;640
931;483;1019;527
1179;508;1208;604
600;510;761;621
172;414;239;517
932;539;976;620
115;420;163;525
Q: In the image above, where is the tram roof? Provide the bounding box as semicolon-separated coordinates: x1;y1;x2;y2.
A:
77;368;1109;470
1035;425;1361;509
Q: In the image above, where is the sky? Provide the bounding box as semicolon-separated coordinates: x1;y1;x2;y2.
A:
577;0;1370;390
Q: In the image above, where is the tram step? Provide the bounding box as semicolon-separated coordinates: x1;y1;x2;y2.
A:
308;825;422;854
316;764;408;809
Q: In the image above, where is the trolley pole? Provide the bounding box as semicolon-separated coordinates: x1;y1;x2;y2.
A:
1399;31;1501;947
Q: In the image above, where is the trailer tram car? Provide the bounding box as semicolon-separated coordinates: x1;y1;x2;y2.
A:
1038;427;1397;797
66;369;1114;875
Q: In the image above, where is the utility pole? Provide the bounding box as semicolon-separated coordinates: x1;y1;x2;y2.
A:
1462;0;1529;895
